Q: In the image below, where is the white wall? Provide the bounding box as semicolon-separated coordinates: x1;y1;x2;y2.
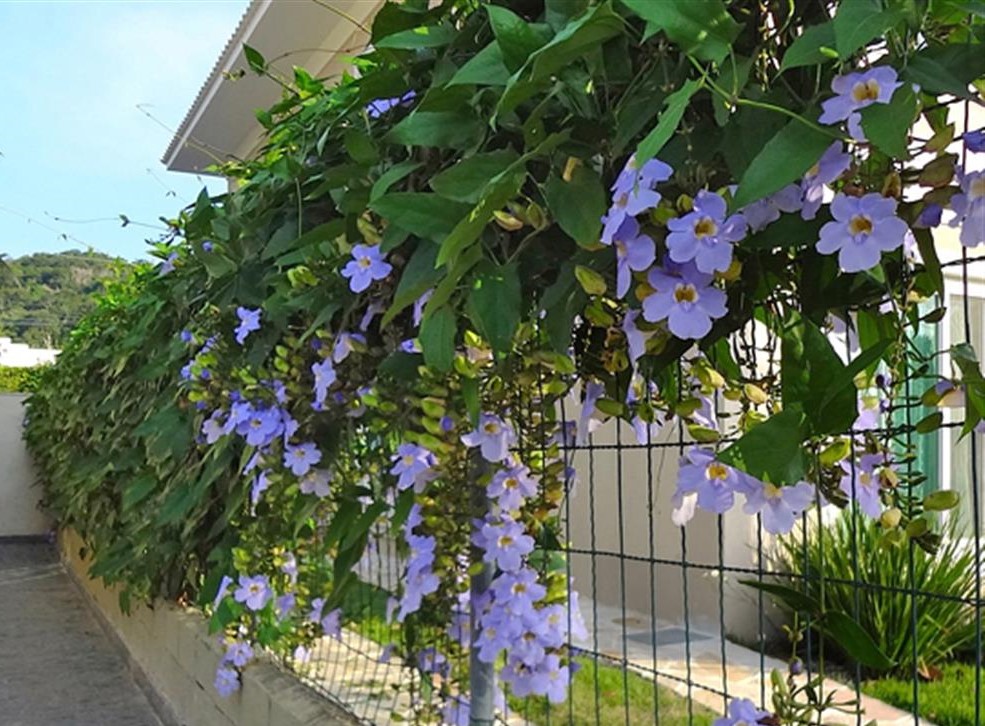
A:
0;393;51;536
0;337;58;367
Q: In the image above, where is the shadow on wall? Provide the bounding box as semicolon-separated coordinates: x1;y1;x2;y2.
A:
0;393;51;537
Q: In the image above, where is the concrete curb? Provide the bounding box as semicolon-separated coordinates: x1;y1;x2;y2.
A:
59;529;359;726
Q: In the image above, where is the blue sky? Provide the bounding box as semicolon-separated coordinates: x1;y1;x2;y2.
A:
0;1;249;261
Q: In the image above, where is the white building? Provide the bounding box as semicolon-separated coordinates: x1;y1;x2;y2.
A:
0;337;58;367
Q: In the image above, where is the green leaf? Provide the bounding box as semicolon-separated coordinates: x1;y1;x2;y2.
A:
436;168;527;267
718;408;807;484
860;83;917;159
382;244;443;328
924;489;960;511
780;21;837;71
912;227;944;296
902;43;985;97
419;306;457;372
447;42;511;86
375;23;457;49
430;150;521;203
487;6;549;72
622;0;741;63
822;611;895;670
733;120;832;208
121;474;157;510
370;161;422;202
546;0;590;30
468;263;521;354
386;111;484;150
243;44;266;74
343;129;379;164
739;579;821;613
543;165;606;247
634;79;701;166
369;193;472;242
525;1;624;83
915;411;944;434
833;0;903;59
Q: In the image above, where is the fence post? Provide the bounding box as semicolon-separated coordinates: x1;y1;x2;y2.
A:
469;452;495;726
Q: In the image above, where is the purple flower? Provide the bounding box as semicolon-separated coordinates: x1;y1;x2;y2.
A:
202;410;227;444
442;695;471;726
741;184;803;233
341;244;392;293
612;217;656;298
367;90;416;119
963;128;985;153
214;666;240;698
525;653;569;703
642;262;727;340
321;607;343;639
950;169;985;248
916;202;943;229
202;241;214;252
299;468;332;498
400;338;422;353
801;142;852;220
417;647;448;675
237;405;284;447
284;442;322;476
714;698;771;726
332;332;365;363
223;640;254;668
461;413;516;462
601;165;665;245
622;309;651;366
179;330;194;344
576;380;605;446
233;574;272;611
275;593;296;619
487;464;538;511
474;516;535;572
251;469;271;506
673;447;753;522
611;154;673;197
213;575;233;607
840;453;887;518
818;67;901;137
311;358;336;406
816;193;909;272
666;190;747;274
742;480;815;534
359;300;384;331
234;307;261;345
413;290;433;328
159;251;178;276
398;567;440;622
490;567;547;616
390;443;437;492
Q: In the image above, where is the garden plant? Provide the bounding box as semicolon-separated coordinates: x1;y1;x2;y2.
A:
24;0;985;724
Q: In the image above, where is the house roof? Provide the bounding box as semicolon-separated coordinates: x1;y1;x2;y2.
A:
162;0;380;175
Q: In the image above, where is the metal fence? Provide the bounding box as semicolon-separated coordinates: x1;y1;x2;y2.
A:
283;126;985;726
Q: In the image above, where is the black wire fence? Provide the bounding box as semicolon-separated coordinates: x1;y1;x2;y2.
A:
279;119;985;726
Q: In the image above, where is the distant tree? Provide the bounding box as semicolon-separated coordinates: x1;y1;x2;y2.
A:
0;250;131;347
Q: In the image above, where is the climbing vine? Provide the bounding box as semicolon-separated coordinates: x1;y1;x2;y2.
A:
25;0;985;723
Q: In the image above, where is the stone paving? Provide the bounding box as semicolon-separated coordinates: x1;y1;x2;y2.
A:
0;541;162;726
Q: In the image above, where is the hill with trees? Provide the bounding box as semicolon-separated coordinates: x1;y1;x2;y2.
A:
0;250;130;347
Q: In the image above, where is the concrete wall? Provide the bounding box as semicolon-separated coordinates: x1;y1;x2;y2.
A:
0;393;51;537
60;529;356;726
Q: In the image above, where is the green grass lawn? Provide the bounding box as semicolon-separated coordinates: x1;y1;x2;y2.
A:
511;656;717;726
862;662;985;726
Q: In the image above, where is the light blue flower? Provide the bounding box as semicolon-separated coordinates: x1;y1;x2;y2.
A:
341;244;392;293
234;307;261;345
666;190;747;273
642;262;727;340
816;193;909;272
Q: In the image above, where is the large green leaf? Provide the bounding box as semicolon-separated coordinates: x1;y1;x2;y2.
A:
634;79;701;166
739;580;821;612
382;243;443;328
860;83;918;159
447;42;511;86
468;263;521;354
780;21;837;71
487;6;550;72
543;165;606;247
430;150;521;203
386;111;484;149
718;408;807;484
833;0;903;59
374;23;457;49
902;43;985;97
822;611;895;670
419;306;457;372
369;193;472;241
733;120;832;208
622;0;741;63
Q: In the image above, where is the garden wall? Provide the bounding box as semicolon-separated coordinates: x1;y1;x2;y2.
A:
0;393;51;537
59;529;357;726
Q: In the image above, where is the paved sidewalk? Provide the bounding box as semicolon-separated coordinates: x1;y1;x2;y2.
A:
0;541;162;726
